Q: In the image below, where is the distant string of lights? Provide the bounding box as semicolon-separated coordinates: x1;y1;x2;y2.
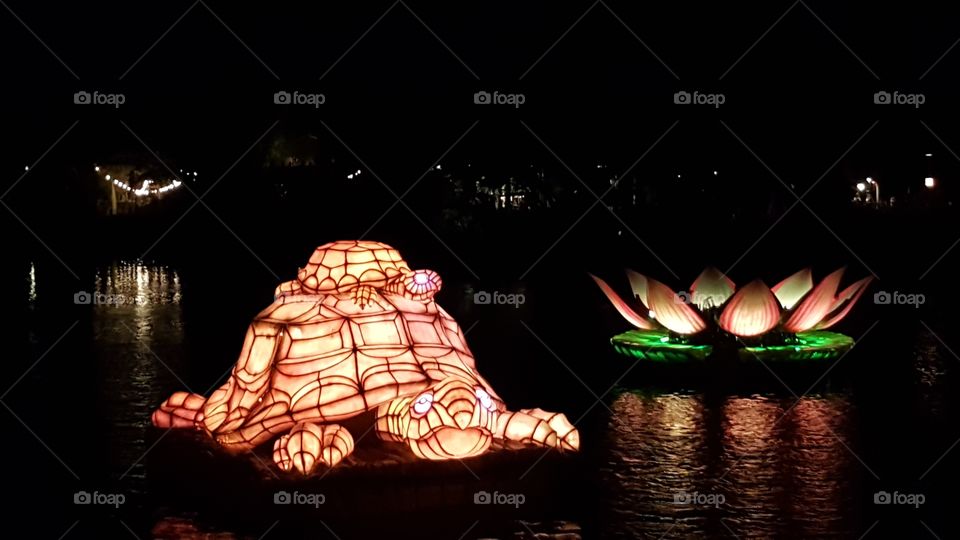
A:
94;165;191;197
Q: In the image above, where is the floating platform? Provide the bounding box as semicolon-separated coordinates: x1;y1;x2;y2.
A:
610;330;854;363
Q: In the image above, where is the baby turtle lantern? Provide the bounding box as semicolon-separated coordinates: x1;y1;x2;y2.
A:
154;241;579;474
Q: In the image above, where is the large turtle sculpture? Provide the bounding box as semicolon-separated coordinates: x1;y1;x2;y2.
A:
153;241;579;474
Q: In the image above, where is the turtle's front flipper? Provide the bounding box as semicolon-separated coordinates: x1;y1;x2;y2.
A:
350;284;378;308
152;391;206;429
495;409;580;451
272;422;355;474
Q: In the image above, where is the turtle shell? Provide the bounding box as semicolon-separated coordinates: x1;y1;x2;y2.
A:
240;292;496;428
297;240;410;294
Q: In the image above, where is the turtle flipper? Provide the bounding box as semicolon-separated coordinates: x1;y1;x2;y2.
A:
151;391;206;429
494;409;579;451
272;422;355;474
272;433;293;471
351;285;377;308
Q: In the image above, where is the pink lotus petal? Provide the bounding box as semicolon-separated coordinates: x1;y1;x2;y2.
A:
646;278;707;335
817;276;874;330
690;267;736;310
718;280;781;337
625;269;649;309
782;268;845;333
772;268;813;310
590;274;656;330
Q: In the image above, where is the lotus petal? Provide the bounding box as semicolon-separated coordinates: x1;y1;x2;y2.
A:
772;268;813;310
625;269;649;308
646;278;707;335
782;268;845;333
690;267;735;310
718;280;781;337
590;274;656;330
817;276;874;330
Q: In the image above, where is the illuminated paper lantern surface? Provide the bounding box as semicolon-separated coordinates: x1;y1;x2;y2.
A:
153;241;579;474
593;267;872;362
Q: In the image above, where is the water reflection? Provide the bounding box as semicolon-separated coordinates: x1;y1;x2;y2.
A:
914;330;948;415
90;261;185;483
94;260;182;306
601;391;855;538
27;262;37;302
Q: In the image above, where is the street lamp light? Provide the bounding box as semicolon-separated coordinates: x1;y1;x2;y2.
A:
864;177;880;206
925;177;935;188
856;182;866;192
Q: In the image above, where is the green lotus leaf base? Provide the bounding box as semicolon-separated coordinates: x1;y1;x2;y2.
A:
610;330;854;363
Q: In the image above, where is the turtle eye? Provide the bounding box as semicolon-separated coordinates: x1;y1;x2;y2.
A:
475;388;494;411
404;270;440;296
406;271;430;291
412;393;434;416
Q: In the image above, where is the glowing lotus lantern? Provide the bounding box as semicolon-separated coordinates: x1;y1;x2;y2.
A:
153;241;579;475
592;267;873;362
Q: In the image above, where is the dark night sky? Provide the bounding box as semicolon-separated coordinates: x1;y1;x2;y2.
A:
3;1;960;199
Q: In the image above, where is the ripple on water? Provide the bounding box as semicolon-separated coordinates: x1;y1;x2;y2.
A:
599;390;856;538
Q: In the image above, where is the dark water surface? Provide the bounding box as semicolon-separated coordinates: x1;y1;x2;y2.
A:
5;251;956;539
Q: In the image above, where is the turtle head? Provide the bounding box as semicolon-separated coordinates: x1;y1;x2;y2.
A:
385;269;442;302
392;376;500;460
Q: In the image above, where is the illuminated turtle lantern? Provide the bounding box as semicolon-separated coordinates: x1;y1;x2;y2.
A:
592;267;873;362
154;242;579;474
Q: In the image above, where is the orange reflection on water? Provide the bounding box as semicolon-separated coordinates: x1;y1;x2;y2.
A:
601;390;855;538
720;394;852;537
